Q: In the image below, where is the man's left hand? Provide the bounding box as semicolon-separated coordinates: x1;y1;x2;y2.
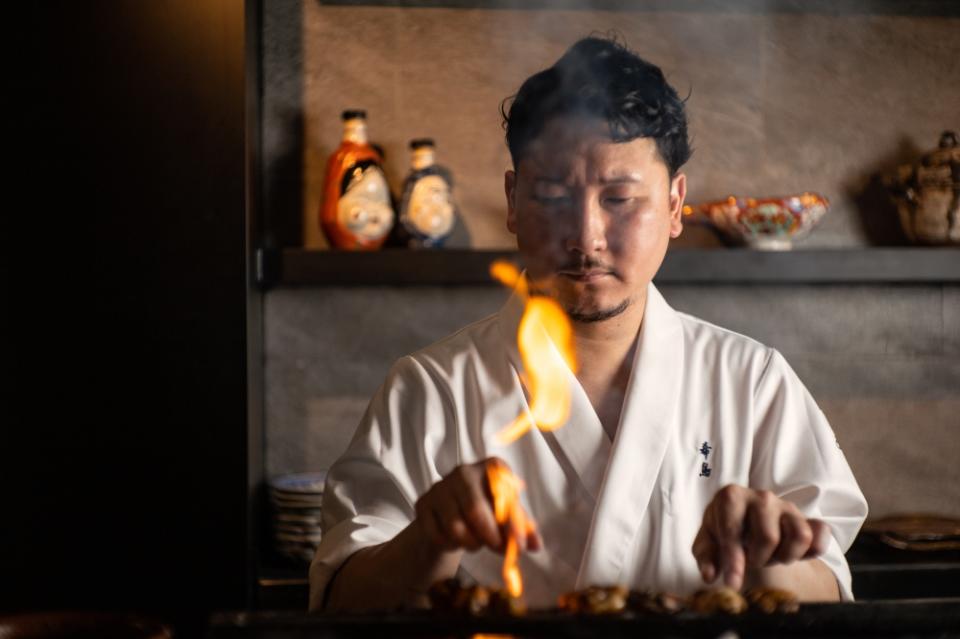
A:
691;484;831;591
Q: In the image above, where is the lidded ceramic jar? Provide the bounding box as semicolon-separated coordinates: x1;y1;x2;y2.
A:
885;131;959;245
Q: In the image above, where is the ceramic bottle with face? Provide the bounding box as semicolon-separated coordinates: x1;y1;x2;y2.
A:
397;139;458;248
320;110;395;250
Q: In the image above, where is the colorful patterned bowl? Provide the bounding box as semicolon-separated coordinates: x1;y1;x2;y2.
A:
682;192;829;250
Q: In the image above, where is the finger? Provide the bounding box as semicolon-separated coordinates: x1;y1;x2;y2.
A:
711;485;748;590
722;542;746;591
804;519;832;558
510;506;540;554
435;490;472;549
745;490;781;569
505;510;527;552
691;522;718;584
453;514;483;551
497;496;529;553
774;510;814;564
432;508;464;550
449;482;484;551
451;466;502;549
416;499;447;547
527;529;542;552
524;518;543;552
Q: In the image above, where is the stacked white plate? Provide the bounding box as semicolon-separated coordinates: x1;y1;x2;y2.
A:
269;471;327;563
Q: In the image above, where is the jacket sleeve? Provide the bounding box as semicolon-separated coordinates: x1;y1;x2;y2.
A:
308;355;460;610
748;349;869;601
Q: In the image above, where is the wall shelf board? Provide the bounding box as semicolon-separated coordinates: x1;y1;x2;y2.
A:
259;248;960;287
317;0;960;17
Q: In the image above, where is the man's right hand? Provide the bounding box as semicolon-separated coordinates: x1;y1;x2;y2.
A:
319;457;541;612
414;457;542;554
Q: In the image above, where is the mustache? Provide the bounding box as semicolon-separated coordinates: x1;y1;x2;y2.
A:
556;256;617;274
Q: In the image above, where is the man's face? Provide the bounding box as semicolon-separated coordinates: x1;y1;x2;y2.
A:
505;116;686;323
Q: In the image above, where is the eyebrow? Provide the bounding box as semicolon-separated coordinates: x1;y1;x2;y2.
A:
533;175;645;185
599;174;644;184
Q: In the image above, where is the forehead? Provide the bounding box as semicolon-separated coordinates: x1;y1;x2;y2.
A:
518;116;665;181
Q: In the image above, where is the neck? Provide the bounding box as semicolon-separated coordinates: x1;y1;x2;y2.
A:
569;289;646;439
571;287;647;355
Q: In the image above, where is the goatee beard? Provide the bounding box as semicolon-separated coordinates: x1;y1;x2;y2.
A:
567;298;630;323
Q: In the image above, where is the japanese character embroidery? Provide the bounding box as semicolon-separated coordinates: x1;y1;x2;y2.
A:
698;441;713;478
699;441;712;460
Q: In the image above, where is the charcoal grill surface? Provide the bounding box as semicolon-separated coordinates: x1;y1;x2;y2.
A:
208;598;960;638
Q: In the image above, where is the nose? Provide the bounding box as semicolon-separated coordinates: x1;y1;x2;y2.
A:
563;193;607;255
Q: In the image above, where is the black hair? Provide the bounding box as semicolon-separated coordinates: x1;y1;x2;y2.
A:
501;36;692;176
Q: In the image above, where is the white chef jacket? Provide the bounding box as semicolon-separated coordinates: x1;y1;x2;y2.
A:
310;283;868;608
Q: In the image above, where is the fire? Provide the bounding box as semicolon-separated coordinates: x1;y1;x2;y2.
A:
486;461;536;598
485;261;577;600
489;261;577;445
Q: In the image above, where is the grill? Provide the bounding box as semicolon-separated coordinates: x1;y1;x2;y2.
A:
208;598;960;638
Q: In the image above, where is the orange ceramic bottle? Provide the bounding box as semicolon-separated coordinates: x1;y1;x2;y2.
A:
319;110;394;250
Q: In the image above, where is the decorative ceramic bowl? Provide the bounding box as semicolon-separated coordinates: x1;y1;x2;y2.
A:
682;192;829;250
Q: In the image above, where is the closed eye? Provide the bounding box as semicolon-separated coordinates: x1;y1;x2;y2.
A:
533;194;572;206
603;196;638;210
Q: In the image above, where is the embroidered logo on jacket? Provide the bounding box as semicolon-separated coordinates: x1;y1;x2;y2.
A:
698;441;713;477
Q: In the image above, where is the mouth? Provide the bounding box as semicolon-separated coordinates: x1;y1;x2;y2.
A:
556;269;613;283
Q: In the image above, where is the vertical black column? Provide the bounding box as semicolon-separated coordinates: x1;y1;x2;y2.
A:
6;0;256;619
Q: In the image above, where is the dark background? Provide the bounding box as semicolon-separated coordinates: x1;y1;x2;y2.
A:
5;0;258;624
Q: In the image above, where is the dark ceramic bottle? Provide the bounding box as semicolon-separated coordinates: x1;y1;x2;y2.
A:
397;139;459;248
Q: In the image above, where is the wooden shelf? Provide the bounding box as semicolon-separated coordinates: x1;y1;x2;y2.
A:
654;248;960;284
257;248;959;287
318;0;960;17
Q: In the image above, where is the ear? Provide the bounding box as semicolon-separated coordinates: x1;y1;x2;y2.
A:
668;172;687;239
505;169;518;234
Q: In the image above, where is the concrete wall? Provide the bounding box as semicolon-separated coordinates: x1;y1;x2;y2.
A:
265;284;960;518
263;1;959;249
260;2;960;519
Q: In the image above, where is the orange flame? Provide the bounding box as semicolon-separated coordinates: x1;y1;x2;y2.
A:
485;261;577;601
489;261;577;445
486;461;536;598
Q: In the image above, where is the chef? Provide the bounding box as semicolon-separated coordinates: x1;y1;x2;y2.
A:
308;36;868;612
